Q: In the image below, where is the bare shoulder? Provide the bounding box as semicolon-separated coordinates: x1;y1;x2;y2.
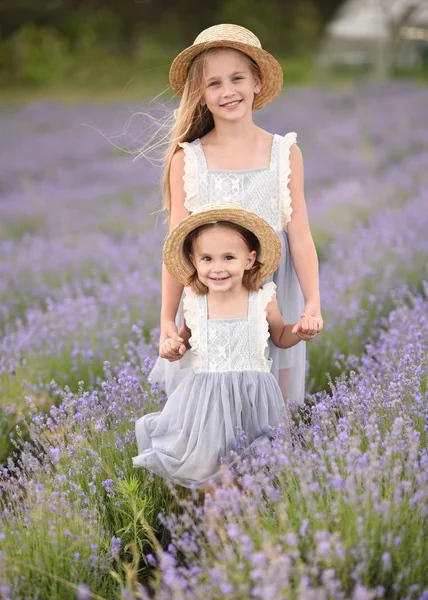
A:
289;143;304;186
170;147;185;176
169;147;189;226
289;142;303;164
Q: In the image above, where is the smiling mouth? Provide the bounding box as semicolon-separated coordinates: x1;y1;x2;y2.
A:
220;100;242;108
209;276;230;281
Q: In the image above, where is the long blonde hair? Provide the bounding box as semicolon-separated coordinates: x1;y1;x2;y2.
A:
162;48;261;221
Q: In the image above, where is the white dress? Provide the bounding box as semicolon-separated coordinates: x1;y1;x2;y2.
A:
150;132;306;405
133;282;285;488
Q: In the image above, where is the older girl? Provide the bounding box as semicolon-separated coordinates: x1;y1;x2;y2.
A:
150;24;322;405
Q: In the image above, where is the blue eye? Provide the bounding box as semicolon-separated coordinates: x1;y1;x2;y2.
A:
225;256;235;260
202;256;211;261
233;76;243;81
208;81;219;87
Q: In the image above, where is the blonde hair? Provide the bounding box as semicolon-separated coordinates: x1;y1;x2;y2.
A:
162;48;262;221
182;221;263;295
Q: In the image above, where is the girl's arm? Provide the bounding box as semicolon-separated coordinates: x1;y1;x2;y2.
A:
178;321;191;349
287;144;323;331
266;296;317;349
160;321;191;362
160;149;191;346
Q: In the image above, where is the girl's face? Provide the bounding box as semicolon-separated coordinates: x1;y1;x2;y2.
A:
201;49;261;122
190;225;256;294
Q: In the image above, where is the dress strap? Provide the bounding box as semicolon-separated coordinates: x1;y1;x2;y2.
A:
177;142;200;213
193;140;209;207
269;135;281;230
199;294;209;371
183;287;207;372
269;134;280;170
249;282;277;372
247;291;258;370
278;132;297;231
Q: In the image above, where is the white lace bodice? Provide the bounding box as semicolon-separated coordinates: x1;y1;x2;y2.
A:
178;133;296;231
183;282;276;374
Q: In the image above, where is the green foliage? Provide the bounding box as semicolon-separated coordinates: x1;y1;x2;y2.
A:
0;3;327;94
0;20;174;94
0;384;178;598
1;494;110;599
218;0;284;51
280;55;316;84
0;23;72;86
218;0;323;56
290;0;323;55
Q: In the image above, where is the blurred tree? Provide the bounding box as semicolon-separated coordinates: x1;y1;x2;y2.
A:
290;0;323;55
218;0;290;53
0;0;348;88
0;0;346;47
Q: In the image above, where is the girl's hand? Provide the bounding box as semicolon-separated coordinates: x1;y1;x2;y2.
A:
291;313;322;341
159;333;187;362
302;307;324;332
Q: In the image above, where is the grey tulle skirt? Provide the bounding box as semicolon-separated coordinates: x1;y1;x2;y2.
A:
133;370;285;488
149;231;306;405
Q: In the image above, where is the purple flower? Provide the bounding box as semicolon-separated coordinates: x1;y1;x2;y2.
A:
111;536;121;558
219;582;233;594
76;584;91;599
101;479;114;497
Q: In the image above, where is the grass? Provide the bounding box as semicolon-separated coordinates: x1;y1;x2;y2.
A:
0;59;173;106
0;389;183;598
3;53;427;106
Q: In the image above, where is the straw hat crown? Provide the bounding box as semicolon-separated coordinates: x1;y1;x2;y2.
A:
163;202;282;286
169;24;283;110
193;24;261;48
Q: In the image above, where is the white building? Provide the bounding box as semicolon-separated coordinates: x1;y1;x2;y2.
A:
318;0;428;73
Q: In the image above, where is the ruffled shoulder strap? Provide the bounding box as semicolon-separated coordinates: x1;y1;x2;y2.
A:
182;286;203;371
278;132;297;231
258;281;277;311
177;142;200;213
249;282;277;372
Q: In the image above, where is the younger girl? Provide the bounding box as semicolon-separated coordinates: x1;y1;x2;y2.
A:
150;23;322;406
133;204;316;489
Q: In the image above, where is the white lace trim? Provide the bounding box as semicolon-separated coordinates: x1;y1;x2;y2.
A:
182;287;200;372
279;132;297;231
257;282;277;370
178;142;200;213
270;135;280;232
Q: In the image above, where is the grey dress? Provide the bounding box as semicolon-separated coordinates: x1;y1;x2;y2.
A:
149;132;306;405
134;283;285;488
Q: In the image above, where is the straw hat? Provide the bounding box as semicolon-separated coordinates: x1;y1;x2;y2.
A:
169;24;283;110
163;203;282;285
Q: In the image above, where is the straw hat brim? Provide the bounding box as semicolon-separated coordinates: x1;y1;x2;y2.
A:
163;204;282;286
169;40;283;111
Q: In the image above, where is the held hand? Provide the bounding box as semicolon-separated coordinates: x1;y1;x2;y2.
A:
291;312;323;341
301;308;324;333
294;329;318;342
159;333;187;362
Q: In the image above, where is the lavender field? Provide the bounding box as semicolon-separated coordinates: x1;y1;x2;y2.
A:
1;80;428;599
